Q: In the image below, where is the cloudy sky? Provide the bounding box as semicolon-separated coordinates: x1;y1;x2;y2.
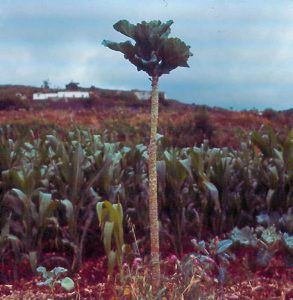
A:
1;0;293;110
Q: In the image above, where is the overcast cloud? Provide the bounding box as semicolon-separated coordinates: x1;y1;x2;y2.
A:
1;0;293;110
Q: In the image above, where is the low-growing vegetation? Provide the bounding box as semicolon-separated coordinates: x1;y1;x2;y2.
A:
0;124;292;298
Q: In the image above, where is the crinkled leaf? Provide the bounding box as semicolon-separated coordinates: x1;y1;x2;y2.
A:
230;227;257;247
52;266;67;275
103;19;191;77
114;19;173;41
261;226;281;245
157;37;192;75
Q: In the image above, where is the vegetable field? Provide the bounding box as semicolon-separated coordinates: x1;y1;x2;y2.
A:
0;124;292;299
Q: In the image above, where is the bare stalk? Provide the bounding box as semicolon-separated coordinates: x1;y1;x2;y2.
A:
148;75;161;293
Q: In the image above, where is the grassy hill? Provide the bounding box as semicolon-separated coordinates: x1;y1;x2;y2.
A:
0;84;292;148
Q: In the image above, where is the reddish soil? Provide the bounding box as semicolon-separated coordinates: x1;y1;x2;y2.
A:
0;251;292;299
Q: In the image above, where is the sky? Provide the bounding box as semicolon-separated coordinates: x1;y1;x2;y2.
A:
1;0;293;110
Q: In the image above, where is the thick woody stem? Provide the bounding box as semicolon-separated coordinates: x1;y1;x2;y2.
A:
148;75;161;294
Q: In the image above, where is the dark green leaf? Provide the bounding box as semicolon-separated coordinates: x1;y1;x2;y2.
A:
60;277;75;291
230;227;257;247
216;239;233;254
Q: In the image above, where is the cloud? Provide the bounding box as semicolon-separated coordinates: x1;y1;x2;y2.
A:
1;0;293;109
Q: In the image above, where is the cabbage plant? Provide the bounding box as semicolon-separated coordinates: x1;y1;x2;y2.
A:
102;19;192;291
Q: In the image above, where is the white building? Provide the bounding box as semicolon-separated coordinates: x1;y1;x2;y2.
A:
33;93;58;100
132;90;166;101
133;91;151;101
57;91;90;99
33;91;90;100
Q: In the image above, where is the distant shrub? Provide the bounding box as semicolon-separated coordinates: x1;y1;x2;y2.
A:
0;91;30;110
262;108;279;120
194;108;215;140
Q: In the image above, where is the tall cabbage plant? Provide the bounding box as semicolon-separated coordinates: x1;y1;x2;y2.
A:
102;19;192;291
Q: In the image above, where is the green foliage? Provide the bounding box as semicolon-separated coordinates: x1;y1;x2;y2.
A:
0;90;30;110
36;266;75;292
102;19;192;77
96;200;125;276
230;225;293;269
230;227;258;247
189;237;234;284
0;125;292;280
283;233;293;255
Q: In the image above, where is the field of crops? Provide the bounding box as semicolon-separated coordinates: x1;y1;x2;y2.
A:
0;122;292;299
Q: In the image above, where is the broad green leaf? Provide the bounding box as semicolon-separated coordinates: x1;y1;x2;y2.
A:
113;20;136;39
180;158;191;175
10;170;25;190
70;143;84;203
102;40;136;59
203;181;221;212
39;192;52;221
266;189;275;208
61;199;74;224
60;277;75;291
104;221;114;254
96;201;105;226
96;200;124;277
216;239;233;254
157;37;192;75
36;266;47;274
11;188;27;203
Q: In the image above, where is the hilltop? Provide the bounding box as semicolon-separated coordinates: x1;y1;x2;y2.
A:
0;84;292;148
